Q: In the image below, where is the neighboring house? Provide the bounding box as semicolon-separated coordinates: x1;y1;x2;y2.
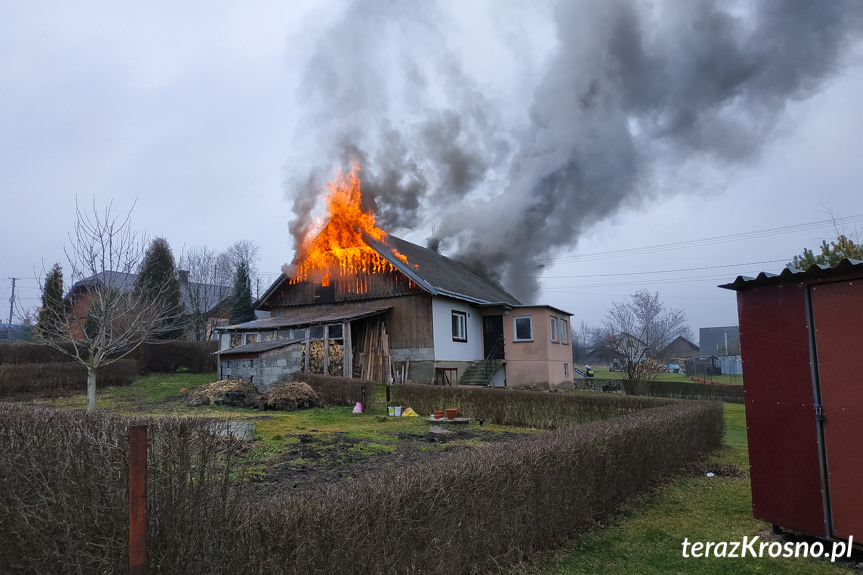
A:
64;270;239;340
215;233;574;390
660;335;700;363
699;326;742;375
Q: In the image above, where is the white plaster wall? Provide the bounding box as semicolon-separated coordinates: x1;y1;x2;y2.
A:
432;297;483;361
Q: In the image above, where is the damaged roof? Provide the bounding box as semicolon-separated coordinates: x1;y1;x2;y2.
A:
720;258;863;291
256;232;521;308
370;235;522;305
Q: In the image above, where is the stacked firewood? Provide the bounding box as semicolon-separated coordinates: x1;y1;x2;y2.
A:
308;341;326;374
328;342;344;375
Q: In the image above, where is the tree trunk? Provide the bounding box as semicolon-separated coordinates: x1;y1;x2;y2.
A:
87;367;97;412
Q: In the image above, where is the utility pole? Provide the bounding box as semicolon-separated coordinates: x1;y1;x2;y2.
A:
8;278;18;327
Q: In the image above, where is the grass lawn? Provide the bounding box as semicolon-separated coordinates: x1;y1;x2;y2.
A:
588;369;743;385
31;372;532;461
511;403;853;575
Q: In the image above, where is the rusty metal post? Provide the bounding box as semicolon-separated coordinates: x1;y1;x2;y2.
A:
129;425;148;575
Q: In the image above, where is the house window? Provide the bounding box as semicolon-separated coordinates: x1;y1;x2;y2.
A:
514;316;533;342
292;329;306;340
245;333;257;345
310;325;325;340
328;324;343;339
452;311;467;342
561;320;568;344
550;317;559;343
230;333;242;347
564;363;569;376
261;332;274;342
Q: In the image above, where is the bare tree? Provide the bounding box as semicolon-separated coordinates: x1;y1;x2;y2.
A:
603;290;689;394
34;199;186;412
178;245;232;340
216;240;261;289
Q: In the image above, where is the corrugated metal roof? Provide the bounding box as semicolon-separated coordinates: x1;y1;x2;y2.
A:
720;258;863;291
215;338;302;356
218;303;392;331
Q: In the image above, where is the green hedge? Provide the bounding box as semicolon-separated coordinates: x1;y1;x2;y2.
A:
0;360;140;396
291;372;376;406
0;341;216;375
391;383;675;428
623;379;745;403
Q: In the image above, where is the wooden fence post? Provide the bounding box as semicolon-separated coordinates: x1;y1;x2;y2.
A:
129;425;148;575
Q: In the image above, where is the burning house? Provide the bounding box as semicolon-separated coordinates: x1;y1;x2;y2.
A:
216;167;573;390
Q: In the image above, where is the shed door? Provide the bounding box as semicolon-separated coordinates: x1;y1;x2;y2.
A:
811;279;863;540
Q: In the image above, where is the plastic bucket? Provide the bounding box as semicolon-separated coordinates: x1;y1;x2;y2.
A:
393;406;403;417
388;406;395;416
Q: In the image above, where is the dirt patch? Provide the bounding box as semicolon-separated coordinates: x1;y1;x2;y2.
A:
245;427;520;501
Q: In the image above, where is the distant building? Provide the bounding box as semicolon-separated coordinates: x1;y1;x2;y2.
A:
661;335;700;362
699;326;741;356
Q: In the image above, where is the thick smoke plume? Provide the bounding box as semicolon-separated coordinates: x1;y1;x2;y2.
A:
285;0;863;302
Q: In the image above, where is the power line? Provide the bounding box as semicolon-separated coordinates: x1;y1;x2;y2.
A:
534;214;863;265
531;258;789;279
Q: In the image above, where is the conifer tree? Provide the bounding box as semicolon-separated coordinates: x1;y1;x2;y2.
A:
35;263;64;340
230;262;255;325
135;237;186;339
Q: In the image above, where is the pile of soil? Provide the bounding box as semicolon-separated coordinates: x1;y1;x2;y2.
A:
186;379;261;408
261;382;322;410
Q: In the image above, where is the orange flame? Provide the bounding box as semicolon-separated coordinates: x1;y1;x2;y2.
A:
289;165;414;288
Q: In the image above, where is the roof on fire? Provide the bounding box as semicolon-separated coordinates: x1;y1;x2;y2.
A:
256;233;522;308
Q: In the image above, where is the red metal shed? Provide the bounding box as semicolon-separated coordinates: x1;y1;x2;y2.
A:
721;259;863;541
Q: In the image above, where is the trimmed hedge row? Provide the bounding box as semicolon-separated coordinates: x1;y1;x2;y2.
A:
623;379;745;403
0;341;217;373
291;372;377;406
0;406;249;574
231;400;725;574
391;383;675;428
0;395;725;573
0;360;140;396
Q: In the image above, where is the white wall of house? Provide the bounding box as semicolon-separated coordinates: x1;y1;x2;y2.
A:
432;296;483;362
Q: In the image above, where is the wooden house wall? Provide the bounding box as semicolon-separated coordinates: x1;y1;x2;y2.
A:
268;293;433;351
266;268;425;308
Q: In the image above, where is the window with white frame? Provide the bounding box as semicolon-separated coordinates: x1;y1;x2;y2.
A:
451;311;467;342
564;362;569;376
514;316;533;342
560;319;568;344
550;317;559;342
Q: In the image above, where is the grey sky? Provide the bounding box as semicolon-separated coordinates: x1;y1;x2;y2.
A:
2;1;862;342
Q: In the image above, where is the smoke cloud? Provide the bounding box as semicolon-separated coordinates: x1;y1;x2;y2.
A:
285;0;863;302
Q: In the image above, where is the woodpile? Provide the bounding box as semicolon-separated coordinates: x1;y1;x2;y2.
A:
328;342;344;376
307;341;326;374
350;318;394;384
